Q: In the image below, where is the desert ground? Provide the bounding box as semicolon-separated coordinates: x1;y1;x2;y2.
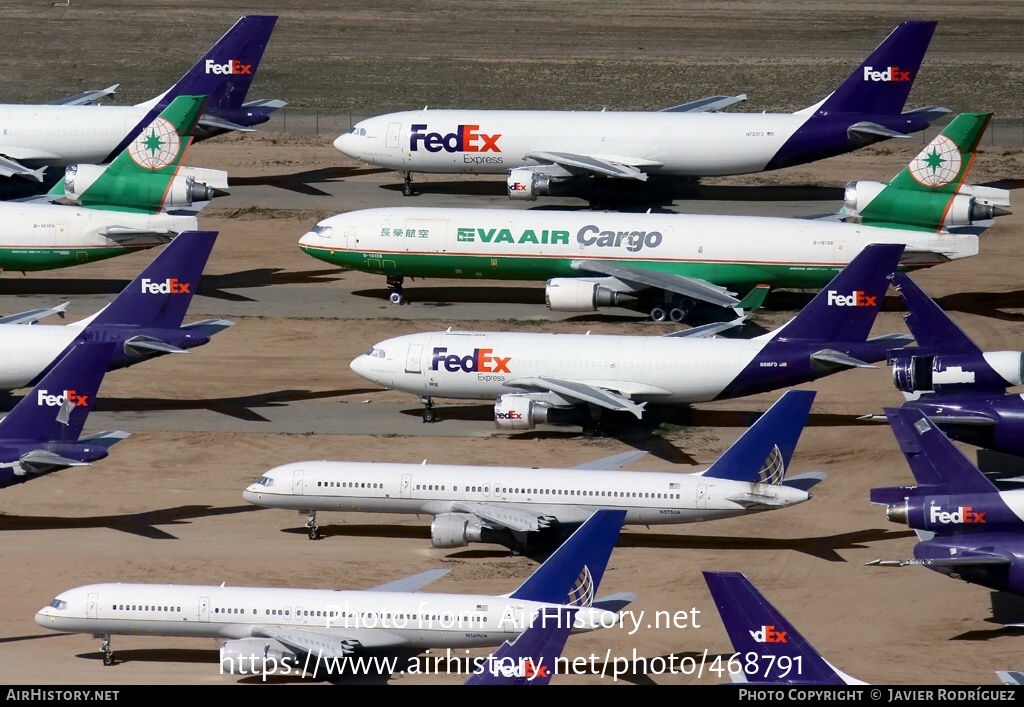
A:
0;0;1024;687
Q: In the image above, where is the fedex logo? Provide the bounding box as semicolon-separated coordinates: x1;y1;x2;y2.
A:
862;66;913;82
37;389;89;408
479;656;549;680
749;625;787;643
430;347;510;373
141;278;191;295
205;59;252;75
496;410;523;421
929;505;986;525
410;124;501;153
826;290;876;307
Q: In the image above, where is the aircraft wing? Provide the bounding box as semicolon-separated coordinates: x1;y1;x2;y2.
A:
505;376;650;418
252;625;405;656
570;450;648;470
0;302;68;325
50;84;119;106
661;94;747;112
0;154;46;182
525;152;653;181
452;502;554;533
571;260;742;308
366;568;450;593
664;317;747;339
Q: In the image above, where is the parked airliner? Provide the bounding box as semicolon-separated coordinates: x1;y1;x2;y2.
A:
305;113;999;319
334;22;947;197
350;244;909;428
0;16;282;182
0;230;230;390
244;390;820;549
37;510;628;672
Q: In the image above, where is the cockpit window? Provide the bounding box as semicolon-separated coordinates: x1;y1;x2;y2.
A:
310;225;333;239
48;599;68;610
256;476;274;487
364;347;386;359
359;128;366;136
347;127;357;134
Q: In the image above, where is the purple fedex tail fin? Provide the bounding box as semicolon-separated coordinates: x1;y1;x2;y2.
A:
703;571;864;685
773;243;903;343
81;231;217;330
814;21;936;116
0;341;116;444
465;606;577;686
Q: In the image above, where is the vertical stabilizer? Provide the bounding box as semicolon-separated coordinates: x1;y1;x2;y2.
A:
465;606;576;685
884;407;996;493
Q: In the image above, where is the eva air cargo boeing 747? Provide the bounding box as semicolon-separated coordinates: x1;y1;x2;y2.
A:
303;113;1006;321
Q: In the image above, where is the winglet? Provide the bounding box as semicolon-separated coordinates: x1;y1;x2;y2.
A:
702;390;815;483
508;509;625;605
703;571;862;685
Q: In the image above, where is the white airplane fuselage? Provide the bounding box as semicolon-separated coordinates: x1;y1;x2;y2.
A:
335;110;806;177
0;201;193;271
0;323;96;390
36;582;615;648
244;460;812;526
0;104;153;168
299;207;976;291
353;329;773;404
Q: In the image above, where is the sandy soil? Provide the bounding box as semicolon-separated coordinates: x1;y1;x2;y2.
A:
0;0;1023;688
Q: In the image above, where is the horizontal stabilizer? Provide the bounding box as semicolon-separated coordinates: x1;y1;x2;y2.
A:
870;486;922;505
198;114;256;133
665;316;746;339
997;671;1024;685
181;319;235;337
736;284;770;311
0;302;69;325
367;568;450;593
924;413;997;426
241;98;288;112
661;94;747;112
848;121;912;140
901;106;952;123
19;450;91;473
866;554;1010;568
857;414;887;422
810;349;875;370
50;84;119;106
593;592;639;612
123;335;189;357
781;471;827;491
79;430;131;449
725;492;790;509
866;332;915;348
571;450;648;471
0;154;46;182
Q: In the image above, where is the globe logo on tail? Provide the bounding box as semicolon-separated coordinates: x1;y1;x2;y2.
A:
566;566;595;608
758;444;785;485
127;117;181;170
908;135;961;187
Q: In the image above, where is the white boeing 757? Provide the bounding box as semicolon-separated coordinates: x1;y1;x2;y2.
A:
334;22;947;198
244;390;821;550
37;510;628;672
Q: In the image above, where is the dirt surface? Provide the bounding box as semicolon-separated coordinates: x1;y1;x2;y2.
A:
1;0;1024;688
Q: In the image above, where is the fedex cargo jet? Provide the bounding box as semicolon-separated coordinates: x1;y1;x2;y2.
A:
335;22;947;198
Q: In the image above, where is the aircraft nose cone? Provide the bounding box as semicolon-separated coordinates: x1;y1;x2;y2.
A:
242;485;261;504
350;354;372;381
34;610;52;628
334;132;353;155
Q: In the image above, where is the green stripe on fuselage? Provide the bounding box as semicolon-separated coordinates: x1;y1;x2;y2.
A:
300;246;865;291
0;246;151;271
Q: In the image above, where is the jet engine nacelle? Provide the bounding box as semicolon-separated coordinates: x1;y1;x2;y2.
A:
430;512;486;548
843;180;1007;229
545;278;631;312
890;351;1024;393
63;164;215;210
219;638;300;675
507;169;551;201
494;394;552;431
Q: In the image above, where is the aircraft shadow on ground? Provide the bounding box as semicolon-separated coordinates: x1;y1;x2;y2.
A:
0;269;342;301
231;166;387;196
934;290;1024;322
0;388;368;423
283;522;913;564
0;505;259;540
353;285;546;306
383;178;844;207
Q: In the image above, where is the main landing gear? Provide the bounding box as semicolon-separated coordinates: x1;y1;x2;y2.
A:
100;634;113;666
302;510;320;540
400;171;415;197
421;396;436;423
387;276;406;305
